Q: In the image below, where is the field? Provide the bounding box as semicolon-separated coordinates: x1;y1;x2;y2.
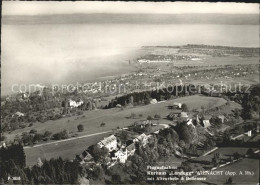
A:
14;95;227;166
205;158;259;184
25;132;111;166
6;95;227;142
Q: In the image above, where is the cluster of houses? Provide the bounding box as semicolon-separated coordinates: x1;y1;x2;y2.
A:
76;130;156;167
75;100;227;167
167;102;226;130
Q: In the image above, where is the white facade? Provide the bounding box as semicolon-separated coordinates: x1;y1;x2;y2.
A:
133;133;151;147
14;112;24;117
112;150;128;163
69;99;84;108
150;99;157;104
98;135;117;152
173;102;182;109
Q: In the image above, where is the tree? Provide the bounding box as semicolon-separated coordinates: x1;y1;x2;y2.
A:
225;177;233;185
154;114;161;119
181;103;189;112
100;122;106;127
92;145;109;163
147;115;152;120
246;148;254;157
21;132;33;145
43;131;52;138
77;124;84;132
52;130;69;140
212;153;221;166
112;174;121;184
29;129;37;134
178;123;193;146
233;152;241;160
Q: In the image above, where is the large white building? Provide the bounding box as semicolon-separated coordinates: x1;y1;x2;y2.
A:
112;149;128;163
98;135;117;152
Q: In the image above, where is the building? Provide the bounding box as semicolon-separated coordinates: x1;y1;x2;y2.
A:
126;141;136;157
150;99;157;104
98;135;117;152
13;112;25;117
111;149;128;163
69;99;84;108
186;119;195;128
202;120;211;128
218;115;225;123
76;150;93;165
173;102;182;109
180;112;188;118
133;133;152;147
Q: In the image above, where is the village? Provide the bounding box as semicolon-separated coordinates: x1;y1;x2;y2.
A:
0;44;259;184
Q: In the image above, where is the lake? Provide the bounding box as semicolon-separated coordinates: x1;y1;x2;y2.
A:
1;24;259;95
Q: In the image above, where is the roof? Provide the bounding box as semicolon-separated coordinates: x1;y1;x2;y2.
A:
150;99;157;104
203;120;211;128
126;142;136;151
135;133;147;142
180;112;188;118
218;115;225;119
110;150;117;158
100;135;117;146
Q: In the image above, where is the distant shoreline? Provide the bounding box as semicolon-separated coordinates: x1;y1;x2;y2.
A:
2;13;259;25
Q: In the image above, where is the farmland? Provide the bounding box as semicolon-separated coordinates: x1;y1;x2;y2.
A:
5;95;226;142
24;132;111;166
205;158;259;184
8;95;227;166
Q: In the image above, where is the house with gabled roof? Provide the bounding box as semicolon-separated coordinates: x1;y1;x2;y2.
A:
97;135;117;152
76;150;93;165
203;120;211;128
133;133;152;147
111;149;128;163
126;140;136;157
218;115;225;123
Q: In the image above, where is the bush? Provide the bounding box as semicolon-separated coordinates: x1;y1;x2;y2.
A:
1;135;7;141
43;131;52;138
154;114;161;119
147;115;153;120
181;104;189;112
53;130;69;140
77;124;84;132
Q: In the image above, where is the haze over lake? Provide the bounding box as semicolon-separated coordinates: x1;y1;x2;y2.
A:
1;23;259;95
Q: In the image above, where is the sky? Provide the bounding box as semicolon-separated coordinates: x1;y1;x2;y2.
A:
2;1;259;16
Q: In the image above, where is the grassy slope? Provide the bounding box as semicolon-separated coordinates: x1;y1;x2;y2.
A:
17;95;227;166
205;158;259;184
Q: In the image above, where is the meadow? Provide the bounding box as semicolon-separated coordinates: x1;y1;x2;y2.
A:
18;95;227;166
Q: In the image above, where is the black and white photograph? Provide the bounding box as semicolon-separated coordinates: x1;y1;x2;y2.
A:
0;1;259;184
